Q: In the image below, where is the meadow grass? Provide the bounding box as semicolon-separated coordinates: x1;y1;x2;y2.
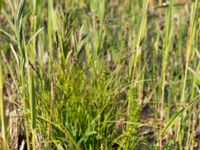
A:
0;0;199;149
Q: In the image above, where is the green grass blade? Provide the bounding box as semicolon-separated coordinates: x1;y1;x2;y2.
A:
0;60;8;150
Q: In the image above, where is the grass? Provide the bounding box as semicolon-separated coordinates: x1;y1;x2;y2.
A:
0;0;199;149
0;59;7;150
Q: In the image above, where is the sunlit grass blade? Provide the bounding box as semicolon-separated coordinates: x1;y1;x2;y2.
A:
0;60;8;150
25;46;37;150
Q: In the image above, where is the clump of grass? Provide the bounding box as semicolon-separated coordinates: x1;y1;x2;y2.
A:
0;0;199;149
